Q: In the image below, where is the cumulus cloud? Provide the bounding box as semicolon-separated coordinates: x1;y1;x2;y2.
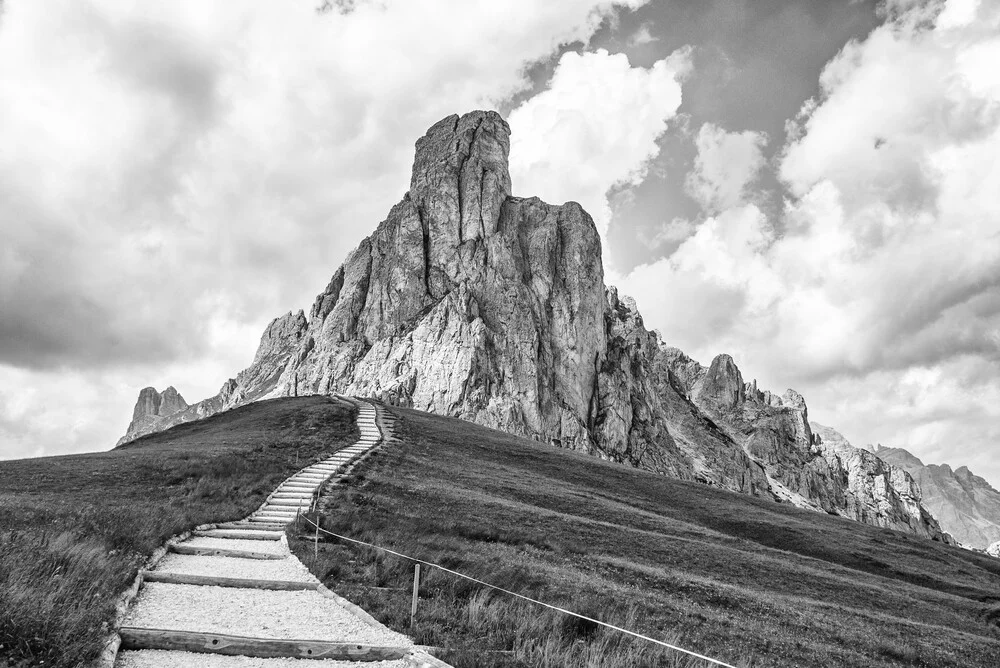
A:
0;0;651;372
685;123;768;212
619;0;1000;481
0;0;649;457
508;47;691;238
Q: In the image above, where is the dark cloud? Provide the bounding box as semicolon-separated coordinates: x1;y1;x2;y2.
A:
592;0;880;272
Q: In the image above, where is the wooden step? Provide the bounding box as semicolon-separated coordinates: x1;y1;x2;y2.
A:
118;627;411;660
193;529;282;541
216;522;286;531
168;544;285;560
141;571;317;591
247;513;296;531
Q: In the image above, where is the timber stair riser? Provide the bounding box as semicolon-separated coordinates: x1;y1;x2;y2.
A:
218;520;289;526
141;571;318;591
193;530;283;540
118;628;410;661
167;544;285;560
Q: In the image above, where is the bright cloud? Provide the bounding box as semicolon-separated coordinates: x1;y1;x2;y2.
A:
508;47;691;238
685;123;768;212
0;0;650;458
619;0;1000;481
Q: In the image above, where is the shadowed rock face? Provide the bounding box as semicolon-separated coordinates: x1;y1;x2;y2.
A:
119;110;950;540
874;446;1000;549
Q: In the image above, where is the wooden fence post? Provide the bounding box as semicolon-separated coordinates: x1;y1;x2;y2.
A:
410;563;421;627
313;517;320;564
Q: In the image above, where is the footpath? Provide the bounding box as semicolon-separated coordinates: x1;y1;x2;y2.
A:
104;399;447;668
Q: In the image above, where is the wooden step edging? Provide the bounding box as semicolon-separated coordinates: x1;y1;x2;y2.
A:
118;627;411;661
141;570;318;591
215;521;287;530
193;529;283;541
167;544;285;560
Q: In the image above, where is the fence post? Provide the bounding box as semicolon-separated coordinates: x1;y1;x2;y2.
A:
410;563;421;627
314;517;320;563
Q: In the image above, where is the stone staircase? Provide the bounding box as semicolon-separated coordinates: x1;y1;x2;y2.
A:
110;399;447;668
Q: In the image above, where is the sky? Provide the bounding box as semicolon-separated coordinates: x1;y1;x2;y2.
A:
1;0;998;486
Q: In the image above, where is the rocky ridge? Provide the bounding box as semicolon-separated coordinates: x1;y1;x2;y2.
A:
873;446;1000;549
658;350;943;539
121;110;947;541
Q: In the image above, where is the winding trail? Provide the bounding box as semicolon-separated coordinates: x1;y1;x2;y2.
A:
112;399;446;668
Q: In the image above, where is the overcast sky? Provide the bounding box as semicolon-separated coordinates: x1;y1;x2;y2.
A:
1;0;998;487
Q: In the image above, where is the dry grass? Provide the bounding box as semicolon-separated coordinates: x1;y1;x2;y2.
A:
0;396;356;668
289;403;1000;668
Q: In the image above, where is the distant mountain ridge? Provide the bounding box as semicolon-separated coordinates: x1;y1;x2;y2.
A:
121;110;956;544
872;445;1000;550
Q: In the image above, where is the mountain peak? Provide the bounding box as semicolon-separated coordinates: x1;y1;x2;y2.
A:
696;353;745;408
131;386;187;422
118;110;950;545
410;111;512;260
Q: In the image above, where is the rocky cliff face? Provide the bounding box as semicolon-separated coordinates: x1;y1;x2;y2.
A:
119;109;946;542
657;350;943;540
810;425;942;537
118;386;189;445
874;446;1000;549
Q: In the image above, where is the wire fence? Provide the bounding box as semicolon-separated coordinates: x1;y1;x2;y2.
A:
298;515;739;668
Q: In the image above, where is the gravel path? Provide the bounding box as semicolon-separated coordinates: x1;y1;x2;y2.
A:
155;553;318;583
124;583;411;645
117;650;408;668
184;536;288;555
114;401;427;667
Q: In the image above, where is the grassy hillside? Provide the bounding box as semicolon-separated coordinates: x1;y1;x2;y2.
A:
0;396;356;668
292;404;1000;667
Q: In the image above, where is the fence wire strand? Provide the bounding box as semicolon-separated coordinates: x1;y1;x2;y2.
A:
299;516;738;668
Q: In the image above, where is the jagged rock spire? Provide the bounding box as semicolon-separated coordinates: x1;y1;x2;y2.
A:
410;111;511;245
116;110;950;545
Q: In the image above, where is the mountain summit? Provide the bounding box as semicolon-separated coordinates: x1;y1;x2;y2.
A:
121;110;949;541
